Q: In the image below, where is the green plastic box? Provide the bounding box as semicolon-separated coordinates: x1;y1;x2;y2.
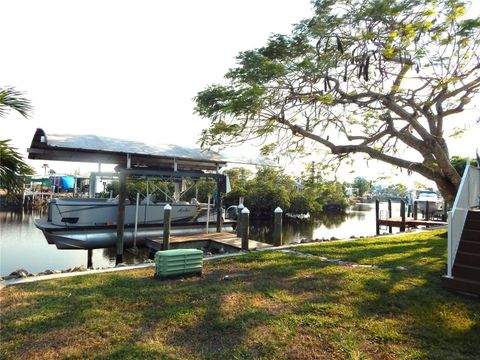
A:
154;249;203;278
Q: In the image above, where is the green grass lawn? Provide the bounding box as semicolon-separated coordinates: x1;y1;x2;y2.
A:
1;229;479;359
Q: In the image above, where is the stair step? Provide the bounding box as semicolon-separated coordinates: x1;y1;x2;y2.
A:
465;210;480;226
458;240;480;253
442;276;480;296
453;264;480;280
455;251;480;267
461;229;480;242
464;220;480;230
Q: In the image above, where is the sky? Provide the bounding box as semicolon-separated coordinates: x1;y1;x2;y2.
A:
1;0;479;188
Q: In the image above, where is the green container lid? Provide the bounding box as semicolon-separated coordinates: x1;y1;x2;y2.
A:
155;249;203;257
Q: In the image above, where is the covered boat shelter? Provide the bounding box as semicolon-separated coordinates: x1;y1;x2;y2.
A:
28;128;229;264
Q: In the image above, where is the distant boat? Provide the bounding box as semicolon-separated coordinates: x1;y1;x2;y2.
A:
413;190;443;213
34;197;221;249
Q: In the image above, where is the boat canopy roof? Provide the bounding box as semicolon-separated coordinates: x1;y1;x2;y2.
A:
28;128;227;172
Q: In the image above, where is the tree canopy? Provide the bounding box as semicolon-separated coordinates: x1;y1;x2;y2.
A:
353;176;372;197
224;166;349;217
195;0;480;205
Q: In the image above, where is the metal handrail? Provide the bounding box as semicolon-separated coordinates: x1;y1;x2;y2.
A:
447;165;480;277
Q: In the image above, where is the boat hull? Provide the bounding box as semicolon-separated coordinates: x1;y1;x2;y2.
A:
38;223;232;250
34;215;230;250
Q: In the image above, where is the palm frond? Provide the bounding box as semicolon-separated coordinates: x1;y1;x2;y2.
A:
0;87;33;118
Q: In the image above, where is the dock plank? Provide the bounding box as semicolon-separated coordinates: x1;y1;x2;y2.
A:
145;231;272;251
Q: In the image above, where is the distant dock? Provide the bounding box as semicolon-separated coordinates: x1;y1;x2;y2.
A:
375;199;447;234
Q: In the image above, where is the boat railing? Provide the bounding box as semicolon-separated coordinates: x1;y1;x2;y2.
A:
447;164;480;277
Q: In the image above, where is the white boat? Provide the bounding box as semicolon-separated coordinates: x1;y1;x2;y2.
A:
413;190;443;213
34;197;219;249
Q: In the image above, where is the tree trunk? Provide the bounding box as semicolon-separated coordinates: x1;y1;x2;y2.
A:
432;175;458;208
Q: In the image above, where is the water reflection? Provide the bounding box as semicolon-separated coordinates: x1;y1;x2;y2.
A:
0;209;150;276
250;203;376;245
100;247;151;265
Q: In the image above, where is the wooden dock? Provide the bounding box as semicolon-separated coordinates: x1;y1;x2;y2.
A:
377;217;447;228
145;231;272;252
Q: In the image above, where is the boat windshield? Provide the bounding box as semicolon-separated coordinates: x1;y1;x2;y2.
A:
418;191;437;198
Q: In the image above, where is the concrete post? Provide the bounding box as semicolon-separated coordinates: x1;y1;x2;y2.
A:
163;204;172;250
273;207;283;246
241;207;250;250
236;203;244;238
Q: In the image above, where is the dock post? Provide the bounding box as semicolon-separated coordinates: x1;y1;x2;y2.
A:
413;202;418;220
375;199;380;235
236;203;244;238
241;207;250;250
273;207;283;246
116;171;127;265
163;204;172;250
400;200;406;232
216;177;224;233
442;200;447;221
425;201;430;221
387;200;393;234
87;249;93;269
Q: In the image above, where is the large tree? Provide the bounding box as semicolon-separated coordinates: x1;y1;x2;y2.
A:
0;87;33;195
195;0;480;205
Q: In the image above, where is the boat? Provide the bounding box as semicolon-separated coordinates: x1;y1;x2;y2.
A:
413;190;443;213
34;197;221;249
45;197;198;228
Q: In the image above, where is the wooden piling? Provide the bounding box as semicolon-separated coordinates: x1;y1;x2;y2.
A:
388;199;393;234
400;200;406;232
273;207;283;246
425;201;430;221
163;204;172;250
87;249;93;269
116;171;127;265
413;202;418;220
375;199;380;235
442;200;448;221
241;207;250;250
216;179;223;233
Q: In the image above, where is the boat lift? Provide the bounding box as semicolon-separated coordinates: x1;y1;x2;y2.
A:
28;128;229;264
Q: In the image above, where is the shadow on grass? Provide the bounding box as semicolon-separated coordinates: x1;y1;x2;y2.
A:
298;230;447;272
1;236;479;359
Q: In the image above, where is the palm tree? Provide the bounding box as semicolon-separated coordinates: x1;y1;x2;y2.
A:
0;87;34;197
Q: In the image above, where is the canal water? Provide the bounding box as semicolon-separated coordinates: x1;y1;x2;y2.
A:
0;203;394;276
